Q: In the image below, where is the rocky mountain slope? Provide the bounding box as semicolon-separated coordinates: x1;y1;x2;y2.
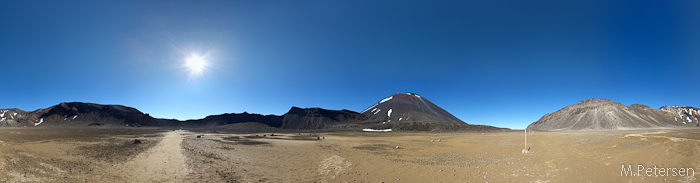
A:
0;108;30;127
189;112;283;128
360;93;465;124
0;102;290;128
281;107;367;129
528;99;699;131
0;102;156;127
659;106;700;125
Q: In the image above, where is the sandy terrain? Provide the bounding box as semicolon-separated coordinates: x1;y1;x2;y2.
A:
1;128;699;182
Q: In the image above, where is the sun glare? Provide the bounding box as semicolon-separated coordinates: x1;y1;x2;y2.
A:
184;54;209;81
186;56;206;72
178;43;216;82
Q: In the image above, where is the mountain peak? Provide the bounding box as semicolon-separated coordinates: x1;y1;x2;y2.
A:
361;93;464;125
579;98;615;104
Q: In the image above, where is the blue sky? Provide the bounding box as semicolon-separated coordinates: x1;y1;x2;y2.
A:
1;1;699;129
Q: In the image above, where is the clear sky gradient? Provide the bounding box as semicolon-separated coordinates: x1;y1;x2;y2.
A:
2;1;699;129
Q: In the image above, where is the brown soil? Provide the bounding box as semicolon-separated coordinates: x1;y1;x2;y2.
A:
1;129;699;182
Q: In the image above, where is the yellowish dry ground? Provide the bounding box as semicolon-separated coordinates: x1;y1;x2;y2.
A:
1;128;699;182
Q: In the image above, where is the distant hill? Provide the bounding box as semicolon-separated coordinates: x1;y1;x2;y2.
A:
281;107;367;130
528;99;700;131
0;102;284;128
0;102;160;127
189;112;283;128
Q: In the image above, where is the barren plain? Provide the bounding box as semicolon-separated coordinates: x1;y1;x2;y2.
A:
1;128;699;182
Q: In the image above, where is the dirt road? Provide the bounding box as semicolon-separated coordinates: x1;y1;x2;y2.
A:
110;130;188;182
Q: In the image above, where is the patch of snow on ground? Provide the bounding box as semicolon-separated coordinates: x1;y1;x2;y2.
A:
0;111;4;118
1;118;4;121
688;116;693;123
371;108;378;113
399;118;402;121
388;109;393;117
380;96;393;103
35;118;44;126
675;117;678;121
373;109;381;115
362;129;392;132
73;115;79;120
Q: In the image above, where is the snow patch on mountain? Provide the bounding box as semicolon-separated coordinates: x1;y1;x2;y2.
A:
379;96;393;104
361;103;378;113
660;106;700;124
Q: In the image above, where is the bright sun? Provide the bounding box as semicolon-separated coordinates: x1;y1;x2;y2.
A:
184;55;208;81
186;56;206;72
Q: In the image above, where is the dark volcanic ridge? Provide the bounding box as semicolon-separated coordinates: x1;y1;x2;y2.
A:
528;98;700;131
0;93;504;132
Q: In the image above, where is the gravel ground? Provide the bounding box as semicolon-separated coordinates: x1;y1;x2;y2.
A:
1;129;699;182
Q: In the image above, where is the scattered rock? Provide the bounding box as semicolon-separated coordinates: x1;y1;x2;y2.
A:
133;139;142;144
522;147;530;154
